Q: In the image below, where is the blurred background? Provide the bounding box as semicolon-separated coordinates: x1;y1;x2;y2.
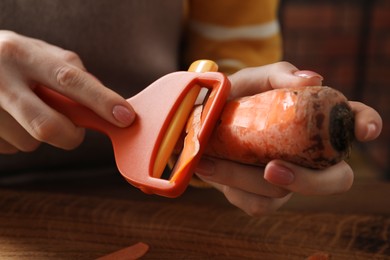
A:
279;0;389;180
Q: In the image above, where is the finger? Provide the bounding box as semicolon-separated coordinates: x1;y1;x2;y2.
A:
207;181;292;217
195;157;290;198
350;101;382;141
264;160;354;196
0;109;41;152
20;41;135;127
0;138;19;154
228;61;324;98
0;81;85;150
43;65;134;127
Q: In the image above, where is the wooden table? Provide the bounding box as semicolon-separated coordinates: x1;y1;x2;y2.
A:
0;169;389;259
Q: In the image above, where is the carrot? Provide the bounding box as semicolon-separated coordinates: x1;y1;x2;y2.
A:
306;251;331;260
197;86;354;169
96;242;149;260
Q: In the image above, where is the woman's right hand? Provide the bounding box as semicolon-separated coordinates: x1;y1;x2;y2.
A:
0;31;135;154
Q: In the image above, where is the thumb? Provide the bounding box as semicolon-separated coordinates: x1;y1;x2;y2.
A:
228;61;324;98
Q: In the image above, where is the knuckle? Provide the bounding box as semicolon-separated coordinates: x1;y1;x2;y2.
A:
19;140;41;152
275;61;292;68
272;61;296;73
222;186;272;218
0;89;19;108
55;65;84;90
28;113;84;150
61;50;81;64
245;198;271;217
28;114;61;143
339;168;354;193
0;33;22;62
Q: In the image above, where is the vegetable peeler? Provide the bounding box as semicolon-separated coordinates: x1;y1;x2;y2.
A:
35;60;230;198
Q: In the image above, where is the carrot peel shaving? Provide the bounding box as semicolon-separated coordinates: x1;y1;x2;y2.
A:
96;242;149;260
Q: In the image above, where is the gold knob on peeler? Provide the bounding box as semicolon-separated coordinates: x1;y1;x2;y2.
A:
188;60;218;73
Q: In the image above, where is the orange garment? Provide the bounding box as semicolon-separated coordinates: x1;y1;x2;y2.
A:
185;0;282;74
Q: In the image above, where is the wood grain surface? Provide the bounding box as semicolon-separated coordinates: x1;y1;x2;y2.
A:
0;184;389;259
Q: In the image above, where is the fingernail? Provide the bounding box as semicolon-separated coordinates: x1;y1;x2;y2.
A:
195;158;215;176
294;70;324;81
113;105;135;126
264;163;294;186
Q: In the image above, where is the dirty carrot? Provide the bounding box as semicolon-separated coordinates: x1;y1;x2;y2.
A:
200;86;354;169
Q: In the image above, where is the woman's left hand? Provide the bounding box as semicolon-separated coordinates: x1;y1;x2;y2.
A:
194;62;382;217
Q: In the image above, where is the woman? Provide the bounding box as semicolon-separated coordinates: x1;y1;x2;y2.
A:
0;0;382;216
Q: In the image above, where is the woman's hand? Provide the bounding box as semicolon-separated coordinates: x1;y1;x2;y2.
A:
0;31;135;154
195;61;382;217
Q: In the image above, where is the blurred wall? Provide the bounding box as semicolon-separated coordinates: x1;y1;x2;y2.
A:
280;0;390;179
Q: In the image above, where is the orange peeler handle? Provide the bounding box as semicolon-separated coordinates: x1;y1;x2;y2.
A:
35;61;230;198
35;86;117;134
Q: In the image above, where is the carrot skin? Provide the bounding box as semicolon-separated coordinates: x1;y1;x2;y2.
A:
203;86;354;169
